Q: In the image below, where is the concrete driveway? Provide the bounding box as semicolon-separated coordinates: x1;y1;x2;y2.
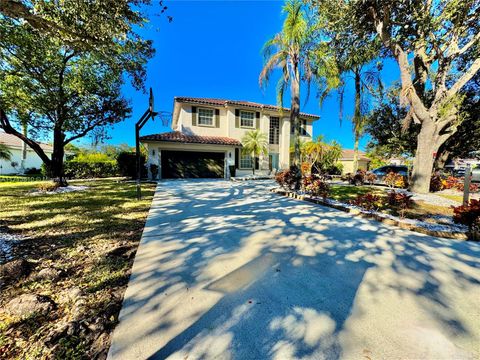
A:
108;180;480;360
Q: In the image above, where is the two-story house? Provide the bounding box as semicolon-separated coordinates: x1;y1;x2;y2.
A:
141;97;319;179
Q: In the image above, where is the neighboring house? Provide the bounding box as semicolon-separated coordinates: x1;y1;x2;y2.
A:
141;97;318;179
338;149;371;174
0;131;54;174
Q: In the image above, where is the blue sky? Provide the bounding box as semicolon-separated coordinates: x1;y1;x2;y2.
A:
105;0;400;151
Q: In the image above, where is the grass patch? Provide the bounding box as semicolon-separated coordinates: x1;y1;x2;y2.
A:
0;179;155;359
329;184;386;202
328;184;454;221
436;193;463;203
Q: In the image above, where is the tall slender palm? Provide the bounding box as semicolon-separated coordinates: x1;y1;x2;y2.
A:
259;0;338;174
0;143;12;161
241;129;268;175
334;39;382;172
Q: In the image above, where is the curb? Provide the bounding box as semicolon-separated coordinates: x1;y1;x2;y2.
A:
272;189;469;240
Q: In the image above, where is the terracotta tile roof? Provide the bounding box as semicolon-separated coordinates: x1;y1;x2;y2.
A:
0;131;53;152
175;97;319;119
340;149;370;161
140;131;242;146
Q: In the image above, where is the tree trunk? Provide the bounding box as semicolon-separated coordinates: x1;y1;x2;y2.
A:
50;128;68;186
20;121;27;172
434;149;450;170
353;135;359;173
290;61;301;190
352;69;362;173
252;153;255;175
410;123;440;193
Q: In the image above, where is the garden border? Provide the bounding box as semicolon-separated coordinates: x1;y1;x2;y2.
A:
271;188;469;240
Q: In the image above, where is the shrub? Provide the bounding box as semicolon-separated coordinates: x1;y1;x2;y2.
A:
455;181;479;193
117;152;146;178
73;152;113;162
385;171;407;189
452;199;480;230
64;161;118;179
351;170;366;186
275;169;297;190
350;193;384;211
387;190;414;217
364;172;377;185
301;162;311;175
430;173;444;192
431;175;480;193
303;175;330;199
24;167;41;175
36;182;60;192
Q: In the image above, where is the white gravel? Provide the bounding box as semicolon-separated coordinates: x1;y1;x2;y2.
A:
0;231;25;263
29;185;88;196
320;196;468;234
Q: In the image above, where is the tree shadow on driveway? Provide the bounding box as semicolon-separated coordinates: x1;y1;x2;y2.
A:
109;180;480;360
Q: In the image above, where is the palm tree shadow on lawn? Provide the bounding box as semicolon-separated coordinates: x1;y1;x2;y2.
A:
111;180;480;360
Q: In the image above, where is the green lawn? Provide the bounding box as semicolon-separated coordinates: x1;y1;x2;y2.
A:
329;184;386;202
0;179;155;359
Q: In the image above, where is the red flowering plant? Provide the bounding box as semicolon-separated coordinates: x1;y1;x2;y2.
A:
303;175;330;199
350;193;384;211
387;190;414;218
275;169;297;190
452;199;480;234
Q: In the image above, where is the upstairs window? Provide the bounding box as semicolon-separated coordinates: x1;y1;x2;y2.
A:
198;108;214;126
240;111;255;128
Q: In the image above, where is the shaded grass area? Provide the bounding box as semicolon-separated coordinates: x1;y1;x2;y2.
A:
329;184;454;220
0;180;155;359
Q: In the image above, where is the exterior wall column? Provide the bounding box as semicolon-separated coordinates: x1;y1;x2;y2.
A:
279;117;291;169
224;151;229;179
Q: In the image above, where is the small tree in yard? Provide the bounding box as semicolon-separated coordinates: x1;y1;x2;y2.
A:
241;130;268;175
0;8;153;186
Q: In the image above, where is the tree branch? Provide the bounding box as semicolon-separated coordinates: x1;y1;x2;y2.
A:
0;108;51;165
447;57;480;98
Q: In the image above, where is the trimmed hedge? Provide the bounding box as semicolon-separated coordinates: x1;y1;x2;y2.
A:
64;161;119;179
117;152;147;178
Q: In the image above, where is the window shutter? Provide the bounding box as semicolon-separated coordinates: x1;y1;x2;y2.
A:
235;109;240;128
192;106;197;126
255;112;260;129
215;109;220;128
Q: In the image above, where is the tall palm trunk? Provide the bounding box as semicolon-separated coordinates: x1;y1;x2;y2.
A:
291;62;301;167
252;153;255;175
352;69;361;173
290;61;302;189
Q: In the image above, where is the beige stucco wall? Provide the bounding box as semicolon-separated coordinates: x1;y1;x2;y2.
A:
173;102;314;171
340;159;370;175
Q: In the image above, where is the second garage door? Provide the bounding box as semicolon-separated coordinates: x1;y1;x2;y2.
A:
161;150;225;179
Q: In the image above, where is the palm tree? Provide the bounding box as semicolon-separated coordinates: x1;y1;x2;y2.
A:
346;63;382;172
241;129;268;175
0;143;12;161
259;0;338;174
